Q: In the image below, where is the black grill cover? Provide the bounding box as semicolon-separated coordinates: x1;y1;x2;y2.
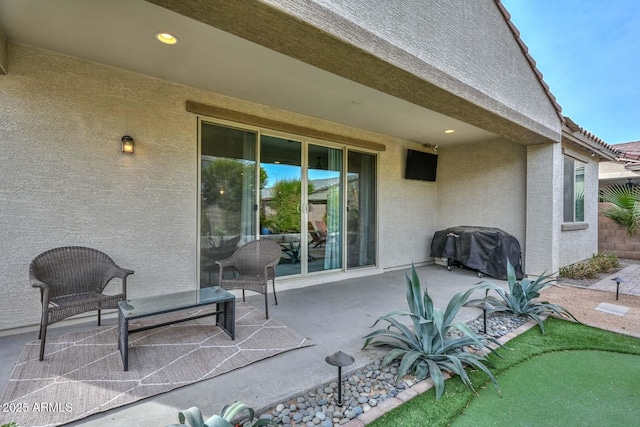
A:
430;226;523;280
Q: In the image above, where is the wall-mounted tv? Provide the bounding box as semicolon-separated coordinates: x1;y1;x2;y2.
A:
404;149;438;182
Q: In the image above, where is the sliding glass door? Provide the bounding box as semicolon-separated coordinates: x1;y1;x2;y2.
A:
200;122;257;287
307;144;343;273
347;151;376;268
259;136;303;276
259;139;343;276
199;120;376;286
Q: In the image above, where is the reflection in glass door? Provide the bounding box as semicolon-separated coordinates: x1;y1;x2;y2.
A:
260;138;344;276
199;122;257;288
260;136;302;276
199;121;373;284
308;144;343;273
347;151;376;268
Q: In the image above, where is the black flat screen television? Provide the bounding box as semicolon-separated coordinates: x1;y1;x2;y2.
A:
404;149;438;182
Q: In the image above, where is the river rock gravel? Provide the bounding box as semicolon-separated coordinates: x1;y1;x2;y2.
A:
247;311;527;427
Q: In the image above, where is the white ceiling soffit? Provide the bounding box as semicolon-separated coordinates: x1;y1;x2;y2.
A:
0;0;497;146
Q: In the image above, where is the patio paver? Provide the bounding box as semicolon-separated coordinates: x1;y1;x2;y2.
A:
594;302;631;316
589;264;640;295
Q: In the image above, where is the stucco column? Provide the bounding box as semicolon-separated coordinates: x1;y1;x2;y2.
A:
525;143;563;276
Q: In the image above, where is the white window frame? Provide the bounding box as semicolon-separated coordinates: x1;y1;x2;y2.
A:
563;156;585;223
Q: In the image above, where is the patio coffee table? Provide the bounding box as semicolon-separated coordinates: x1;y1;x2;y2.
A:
118;286;235;371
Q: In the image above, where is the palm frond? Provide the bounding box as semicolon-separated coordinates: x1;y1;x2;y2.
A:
600;184;640;236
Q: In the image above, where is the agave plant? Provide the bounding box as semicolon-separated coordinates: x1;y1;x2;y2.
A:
468;259;579;334
167;401;276;427
362;264;501;400
600;183;640;236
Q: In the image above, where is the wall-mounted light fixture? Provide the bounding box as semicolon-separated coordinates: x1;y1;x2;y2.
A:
121;135;134;154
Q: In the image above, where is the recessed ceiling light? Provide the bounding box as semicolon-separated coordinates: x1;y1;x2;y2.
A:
155;32;179;45
444;129;455;134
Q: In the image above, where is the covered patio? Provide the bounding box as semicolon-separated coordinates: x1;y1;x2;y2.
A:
0;265;505;426
0;2;619;424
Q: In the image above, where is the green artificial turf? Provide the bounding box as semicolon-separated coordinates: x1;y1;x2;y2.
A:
368;318;640;427
451;350;640;426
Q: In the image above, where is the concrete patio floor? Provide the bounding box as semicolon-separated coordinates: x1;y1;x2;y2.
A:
0;264;505;426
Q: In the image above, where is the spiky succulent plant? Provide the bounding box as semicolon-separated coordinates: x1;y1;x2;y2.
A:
468;259;579;334
363;265;502;400
167;401;276;427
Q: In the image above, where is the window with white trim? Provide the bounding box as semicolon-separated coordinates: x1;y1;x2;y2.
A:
563;156;585;222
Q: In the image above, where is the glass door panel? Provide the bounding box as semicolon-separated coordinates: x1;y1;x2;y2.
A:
347;151;376;268
200;122;257;288
308;144;343;273
260;136;303;277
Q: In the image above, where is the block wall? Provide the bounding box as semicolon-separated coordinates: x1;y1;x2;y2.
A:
598;203;640;260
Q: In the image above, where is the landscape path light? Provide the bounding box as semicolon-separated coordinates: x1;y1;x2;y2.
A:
325;350;354;406
611;277;626;300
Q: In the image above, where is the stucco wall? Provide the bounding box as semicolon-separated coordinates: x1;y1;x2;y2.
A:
558;147;600;267
0;43;437;331
598;160;640;190
435;140;527;257
599;160;631;180
0;44;197;330
378;143;437;270
525;143;562;275
266;0;561;141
